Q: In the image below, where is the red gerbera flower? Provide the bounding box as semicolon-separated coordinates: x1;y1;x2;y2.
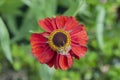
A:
30;16;88;70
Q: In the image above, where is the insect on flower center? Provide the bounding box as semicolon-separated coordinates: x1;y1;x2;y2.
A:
48;29;71;55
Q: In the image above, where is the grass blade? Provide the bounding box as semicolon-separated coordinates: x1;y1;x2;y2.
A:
96;6;106;50
0;17;13;63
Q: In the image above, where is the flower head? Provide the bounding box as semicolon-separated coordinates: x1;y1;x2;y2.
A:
30;16;88;70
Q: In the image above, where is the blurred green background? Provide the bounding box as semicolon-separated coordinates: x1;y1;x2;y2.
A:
0;0;120;80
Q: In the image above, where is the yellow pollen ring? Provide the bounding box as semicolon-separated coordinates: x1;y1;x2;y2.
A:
48;29;71;51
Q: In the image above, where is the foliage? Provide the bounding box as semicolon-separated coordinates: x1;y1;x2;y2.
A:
0;0;120;80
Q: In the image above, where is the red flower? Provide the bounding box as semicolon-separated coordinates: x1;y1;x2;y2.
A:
30;16;88;70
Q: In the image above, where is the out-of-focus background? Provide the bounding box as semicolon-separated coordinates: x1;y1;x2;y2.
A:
0;0;120;80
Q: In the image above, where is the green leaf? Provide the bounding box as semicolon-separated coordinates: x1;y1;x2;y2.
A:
0;0;23;15
11;10;38;43
0;17;13;63
40;65;54;80
0;0;5;6
58;0;74;7
64;0;85;16
96;6;106;50
22;0;57;20
3;15;18;35
12;0;57;42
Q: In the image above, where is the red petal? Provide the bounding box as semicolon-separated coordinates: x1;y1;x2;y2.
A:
70;24;85;36
38;18;54;32
66;54;73;68
64;16;79;31
30;33;48;57
30;33;48;44
70;50;79;59
71;27;88;46
38;48;55;64
31;43;48;57
54;54;60;69
59;55;68;70
71;44;87;59
40;32;50;37
72;39;88;46
46;54;56;67
51;18;57;30
47;61;54;67
55;16;68;29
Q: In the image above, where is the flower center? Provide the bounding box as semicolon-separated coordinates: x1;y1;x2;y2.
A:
53;32;67;47
48;29;71;55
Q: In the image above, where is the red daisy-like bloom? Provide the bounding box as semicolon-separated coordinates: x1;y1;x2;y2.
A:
30;16;88;70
